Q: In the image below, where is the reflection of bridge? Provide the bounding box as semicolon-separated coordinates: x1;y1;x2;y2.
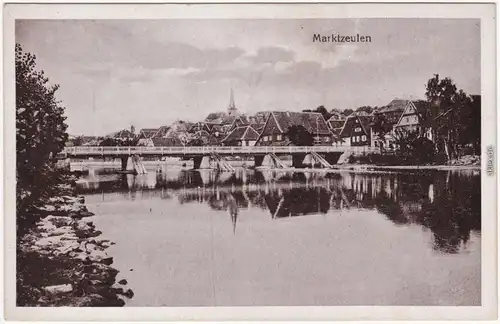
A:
61;146;380;171
76;168;480;253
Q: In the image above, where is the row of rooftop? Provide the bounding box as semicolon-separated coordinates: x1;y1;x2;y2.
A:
68;91;440;149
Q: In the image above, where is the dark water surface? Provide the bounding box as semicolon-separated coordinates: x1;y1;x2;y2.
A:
77;168;481;306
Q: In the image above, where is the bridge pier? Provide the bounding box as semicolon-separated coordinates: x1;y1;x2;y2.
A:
120;156;128;171
303;154;317;167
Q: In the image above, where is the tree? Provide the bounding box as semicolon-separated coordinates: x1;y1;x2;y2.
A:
343;108;354;116
355;106;374;115
303;105;331;121
425;74;458;160
468;95;481;155
16;43;68;222
99;137;138;146
425;74;478;160
287;125;314;146
371;113;393;138
72;136;84;146
392;128;435;165
99;137;118;146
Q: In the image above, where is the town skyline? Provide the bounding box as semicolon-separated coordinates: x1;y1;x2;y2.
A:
16;19;480;136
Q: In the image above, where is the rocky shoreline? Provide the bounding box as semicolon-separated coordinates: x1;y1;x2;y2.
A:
17;181;132;307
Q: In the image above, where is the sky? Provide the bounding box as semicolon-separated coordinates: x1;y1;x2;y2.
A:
16;19;480;136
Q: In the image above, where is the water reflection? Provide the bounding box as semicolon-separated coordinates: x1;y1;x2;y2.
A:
77;168;480;254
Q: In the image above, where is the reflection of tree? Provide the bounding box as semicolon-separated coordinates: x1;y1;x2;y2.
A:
414;172;480;253
76;167;480;254
373;171;481;254
374;193;407;225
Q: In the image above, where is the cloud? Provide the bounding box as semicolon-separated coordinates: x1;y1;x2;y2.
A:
247;46;296;65
15;19;481;135
101;42;246;71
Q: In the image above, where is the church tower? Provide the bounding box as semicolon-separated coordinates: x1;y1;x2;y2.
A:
227;88;239;116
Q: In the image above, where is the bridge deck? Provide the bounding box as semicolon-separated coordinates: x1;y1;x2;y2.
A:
62;145;380;157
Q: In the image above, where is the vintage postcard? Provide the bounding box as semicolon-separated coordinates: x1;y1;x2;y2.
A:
2;2;497;322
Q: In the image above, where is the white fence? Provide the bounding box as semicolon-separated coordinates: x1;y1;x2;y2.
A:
62;145;380;156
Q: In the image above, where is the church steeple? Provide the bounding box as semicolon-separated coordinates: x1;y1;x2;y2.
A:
227;88;238;116
229;88;235;109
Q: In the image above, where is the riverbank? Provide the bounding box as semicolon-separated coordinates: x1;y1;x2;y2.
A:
338;164;481;171
17;175;133;306
253;164;480;175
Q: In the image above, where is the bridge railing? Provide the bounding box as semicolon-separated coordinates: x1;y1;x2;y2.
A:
63;145;380;156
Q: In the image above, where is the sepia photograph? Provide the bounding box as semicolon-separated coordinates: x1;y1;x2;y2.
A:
3;2;497;321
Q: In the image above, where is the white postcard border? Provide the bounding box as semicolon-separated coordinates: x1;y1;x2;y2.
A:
2;2;497;321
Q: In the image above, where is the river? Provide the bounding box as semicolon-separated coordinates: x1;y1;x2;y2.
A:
75;167;481;306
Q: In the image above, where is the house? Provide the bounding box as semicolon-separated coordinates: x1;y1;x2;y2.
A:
255;111;333;146
202;89;244;137
187;129;220;146
138;128;159;139
254;112;269;124
208;124;227;139
205;111;226;123
137;128;159;146
150;121;193;146
188;122;211;134
370;99;409;148
373;99;408;123
228;115;266;135
154;125;170;138
393;100;433;141
339;115;372;147
222;125;260;147
154;120;192;138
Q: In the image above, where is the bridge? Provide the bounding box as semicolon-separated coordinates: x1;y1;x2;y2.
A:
60;145;380;171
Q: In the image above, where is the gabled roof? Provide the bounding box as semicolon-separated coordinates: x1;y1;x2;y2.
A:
249;123;265;133
327;119;345;130
339;115;372;137
154;121;192;138
222;126;260;143
358;115;373;133
254;111;270;124
411;100;431;115
206;118;224;125
188;122;211;133
205;112;226;122
269;111;332;135
327;114;347;132
154;125;171;138
138;128;159;139
374;99;409;114
221;115;237;125
394;100;432;128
